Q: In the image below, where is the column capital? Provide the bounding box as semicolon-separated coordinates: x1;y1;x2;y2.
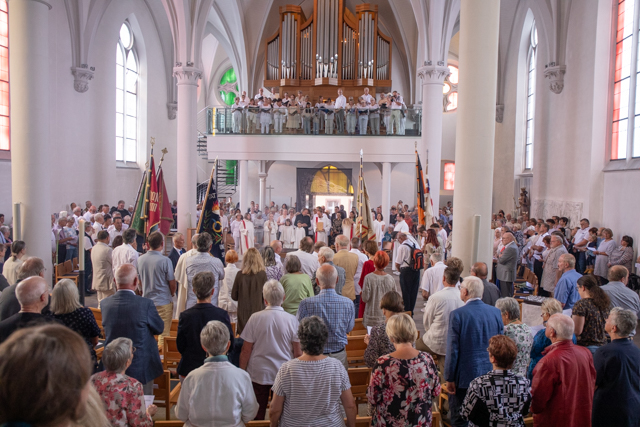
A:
70;66;94;93
173;66;202;85
543;65;566;94
166;102;177;120
417;64;450;85
17;0;52;10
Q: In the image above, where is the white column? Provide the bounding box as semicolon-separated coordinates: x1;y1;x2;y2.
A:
417;66;450;212
259;175;267;211
174;67;201;236
381;162;391;220
238;160;249;213
10;0;52;282
452;0;500;275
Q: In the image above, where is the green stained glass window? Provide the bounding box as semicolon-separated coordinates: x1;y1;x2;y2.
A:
219;68;239;106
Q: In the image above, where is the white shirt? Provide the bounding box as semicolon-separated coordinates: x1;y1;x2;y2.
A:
108;228;124;246
285;250;320;279
361;93;374;104
533;232;549;261
111;243;139;274
349;249;368;294
396;242;413;268
422;286;464;355
240;306;300;385
83;211;93;222
394;220;409;234
93;222;103;235
420;261;447;294
573;227;590;246
438;229;448;244
334;94;347;109
175;360;259;426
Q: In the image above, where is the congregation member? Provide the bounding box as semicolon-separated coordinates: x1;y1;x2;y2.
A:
112;228;138;273
573;274;611;356
571;218;590;274
91;338;157;426
297;264;354;369
531;223;550;284
0;276;54;343
269;316;357;427
231;247;267;334
553;253;581;309
608;235;635;272
108;216;125;245
177;271;234;380
592;308;640;426
333;234;359;305
90;230;115;304
185;233;224;309
540;234;568;295
350;237;369;310
2;241;25;286
280;255;314;315
240;280;302;420
313;246;346;295
176;320;259;425
175;233;200;315
356;240;379;316
470;262;501;306
461;335;531;427
395;232;421;315
594;227;616;282
445;276;504;427
0;257;46;321
168;232;186;271
601;266;640;327
495;231;518;297
420;252;447;301
391;212;409;274
137;231;176;347
495;297;533;377
101;264;164;393
526;298;577;379
0;324;93;427
285;237;320;279
363;291;404;368
531;314;595;427
51;279;101;371
219;249;239;322
361;250;396;327
417;257;465;379
367;313;441;426
262;246;283;281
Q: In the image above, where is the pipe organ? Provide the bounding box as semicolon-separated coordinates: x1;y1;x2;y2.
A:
264;2;392;91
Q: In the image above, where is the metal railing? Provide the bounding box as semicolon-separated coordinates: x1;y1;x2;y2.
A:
206;106;422;136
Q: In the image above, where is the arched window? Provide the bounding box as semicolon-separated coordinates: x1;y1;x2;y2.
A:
524;21;537;170
116;22;138;163
0;0;9;152
611;0;639;160
443;65;458;112
218;68;239;106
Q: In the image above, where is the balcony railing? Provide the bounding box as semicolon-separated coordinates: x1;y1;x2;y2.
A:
206;107;422;136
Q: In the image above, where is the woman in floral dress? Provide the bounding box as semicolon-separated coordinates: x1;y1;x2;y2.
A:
496;297;533;377
367;313;441;426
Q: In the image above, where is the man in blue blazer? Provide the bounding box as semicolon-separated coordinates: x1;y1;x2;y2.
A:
101;263;164;392
445;276;504;427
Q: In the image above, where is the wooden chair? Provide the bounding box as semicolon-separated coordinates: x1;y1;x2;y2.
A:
433;409;442;427
231;322;237;337
72;257;79;271
524;416;534;426
89;307;104;338
248;418;372;427
354;417;372;427
348;367;371;405
246;422;270;427
438;389;449;420
346;335;367;368
170;319;179;337
154;422;184;427
162;337;181;370
349;318;367;336
153;370;180;420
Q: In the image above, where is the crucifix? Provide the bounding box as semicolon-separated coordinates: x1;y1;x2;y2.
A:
266;185;275;204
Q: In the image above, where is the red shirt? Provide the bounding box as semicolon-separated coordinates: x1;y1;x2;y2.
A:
531;340;596;427
358;260;375;318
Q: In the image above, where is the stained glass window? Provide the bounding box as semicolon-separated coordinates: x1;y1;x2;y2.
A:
116;22;138;162
443;163;455;190
443;65;458;112
0;0;9;151
219;68;239;106
524;22;537;170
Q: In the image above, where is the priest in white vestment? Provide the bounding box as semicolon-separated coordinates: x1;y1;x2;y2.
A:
312;208;331;244
265;213;278;245
239;214;255;256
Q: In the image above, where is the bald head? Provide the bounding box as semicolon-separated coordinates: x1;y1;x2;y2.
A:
114;264;138;290
270;240;282;254
17;257;45;281
470;262;488;279
315;264;338;289
16;276;49;311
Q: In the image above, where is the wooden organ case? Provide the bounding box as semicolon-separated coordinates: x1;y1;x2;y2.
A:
264;1;392;99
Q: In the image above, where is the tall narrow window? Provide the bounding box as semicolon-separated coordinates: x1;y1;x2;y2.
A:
443;65;458;112
443;162;455;190
612;0;635;159
116;22;138;163
524;22;537;170
0;1;9;151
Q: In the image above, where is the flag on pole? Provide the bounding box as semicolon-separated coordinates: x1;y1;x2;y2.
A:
146;151;161;235
357;150;376;241
130;170;148;236
416;149;434;226
197;161;223;257
157;162;173;235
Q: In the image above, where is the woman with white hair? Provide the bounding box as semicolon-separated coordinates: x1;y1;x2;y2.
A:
495;297;533;377
91;337;157;426
239;280;302;420
51;278;101;371
176;320;258;425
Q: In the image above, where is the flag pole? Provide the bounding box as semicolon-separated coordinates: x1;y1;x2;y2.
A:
196;157;218;232
358;149;364;236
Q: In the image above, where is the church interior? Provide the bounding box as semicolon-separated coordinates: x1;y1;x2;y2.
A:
1;0;640;426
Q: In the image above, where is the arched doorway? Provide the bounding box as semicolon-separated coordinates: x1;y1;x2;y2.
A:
296;165;353;212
